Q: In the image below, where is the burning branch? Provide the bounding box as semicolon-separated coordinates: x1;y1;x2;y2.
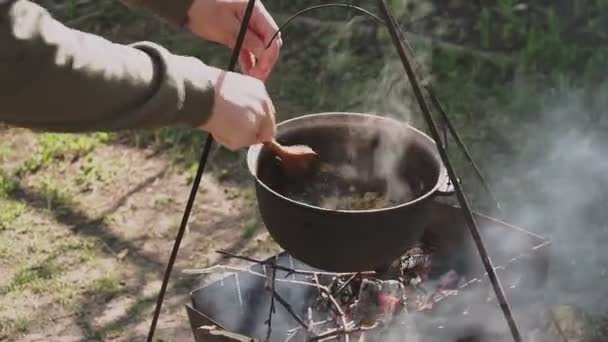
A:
184;243;549;342
182;220;551;342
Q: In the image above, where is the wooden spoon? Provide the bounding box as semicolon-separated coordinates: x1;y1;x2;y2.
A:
264;140;320;177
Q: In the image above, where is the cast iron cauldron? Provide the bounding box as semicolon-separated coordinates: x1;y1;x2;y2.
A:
247;112;453;272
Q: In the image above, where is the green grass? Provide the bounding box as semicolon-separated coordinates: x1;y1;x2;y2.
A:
0;316;30;338
0;240;9;258
0;199;26;231
58;236;102;264
92;294;158;339
86;273;123;301
74;154;109;190
0;172;25;231
0;143;13;163
18;133;111;175
241;215;262;240
126;295;157;318
0;233;119;310
35;177;75;212
153;195;177;209
0;259;62;296
0;172;19;197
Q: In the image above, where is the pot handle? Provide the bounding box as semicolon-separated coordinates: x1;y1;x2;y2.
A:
247;143;263;178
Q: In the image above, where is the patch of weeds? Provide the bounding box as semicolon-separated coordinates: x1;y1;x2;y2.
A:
121;128;205;166
519;9;572;74
241;213;262;240
0;259;62;295
495;0;523;43
52;279;82;306
19;133;111;175
94;294;158;339
240;186;257;203
160;223;181;240
0;172;19;197
59;236;101;263
74;154;106;190
0;239;9;258
0;143;12;163
99;325;126;340
35;177;75;212
153;195;176;209
126;295;157;318
86;274;123;301
185;162;200;184
0;316;30;338
0;199;26;231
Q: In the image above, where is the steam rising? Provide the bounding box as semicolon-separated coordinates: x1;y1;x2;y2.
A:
311;11;608;338
199;6;607;341
488;84;608;317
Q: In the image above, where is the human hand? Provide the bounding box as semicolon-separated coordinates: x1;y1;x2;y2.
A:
187;0;282;81
201;67;276;151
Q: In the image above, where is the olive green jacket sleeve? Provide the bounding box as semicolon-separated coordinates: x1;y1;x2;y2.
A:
0;0;215;133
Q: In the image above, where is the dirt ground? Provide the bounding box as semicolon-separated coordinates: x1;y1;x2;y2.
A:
0;128;281;341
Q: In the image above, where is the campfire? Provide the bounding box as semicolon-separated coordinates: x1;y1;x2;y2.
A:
184;202;550;342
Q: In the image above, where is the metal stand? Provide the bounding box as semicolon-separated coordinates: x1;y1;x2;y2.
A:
147;1;524;341
145;0;257;340
376;0;522;340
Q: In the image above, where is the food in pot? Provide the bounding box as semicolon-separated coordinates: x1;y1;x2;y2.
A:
283;162;404;210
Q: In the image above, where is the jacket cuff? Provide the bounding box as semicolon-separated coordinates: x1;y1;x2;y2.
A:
131;42;216;128
172;54;217;128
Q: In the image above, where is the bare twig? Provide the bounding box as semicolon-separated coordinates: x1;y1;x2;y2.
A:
185;265;333;291
325;290;349;342
456;240;551;291
186;260;354;342
216;250;374;277
313;274;322;297
265;266;277;342
271;290;311;332
549;310;570;342
288;320;332;334
307;308;314;333
284;330;299;342
190;264;351;342
309;322;380;342
235;273;244;307
333;273;359;298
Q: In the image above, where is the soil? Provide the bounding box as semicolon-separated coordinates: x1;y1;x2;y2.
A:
0;129;280;341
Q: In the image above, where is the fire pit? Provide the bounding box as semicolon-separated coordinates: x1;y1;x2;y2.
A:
185;202;550;342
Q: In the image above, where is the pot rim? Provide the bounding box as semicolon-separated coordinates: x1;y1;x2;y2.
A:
247;112;450;214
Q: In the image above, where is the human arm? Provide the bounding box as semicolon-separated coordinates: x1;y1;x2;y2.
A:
0;0;275;149
120;0;282;81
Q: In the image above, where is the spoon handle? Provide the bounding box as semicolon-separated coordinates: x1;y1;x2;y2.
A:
263;140;286;157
